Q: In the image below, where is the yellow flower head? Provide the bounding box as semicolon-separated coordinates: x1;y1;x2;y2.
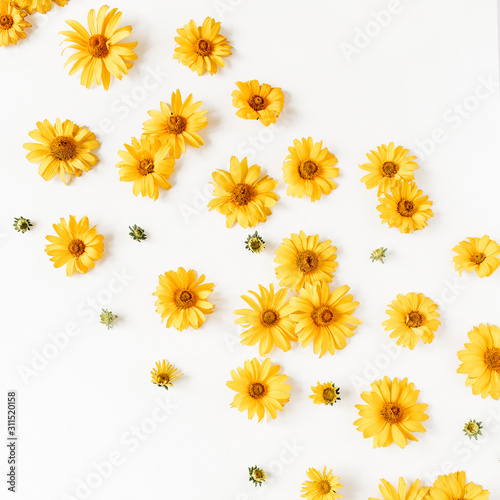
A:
360;143;418;195
274;231;337;292
0;0;30;45
150;360;183;389
234;283;297;356
426;471;489;500
283;137;339;202
173;17;232;75
452;236;500;278
208;156;279;229
354;376;429;448
377;181;433;233
369;477;429;500
24;118;99;184
457;323;500;399
143;90;208;159
310;382;341;406
232;80;284;126
301;467;343;500
117;136;175;201
14;0;67;14
227;358;291;422
382;292;440;350
153;267;214;332
60;5;138;90
45;215;104;276
289;282;361;357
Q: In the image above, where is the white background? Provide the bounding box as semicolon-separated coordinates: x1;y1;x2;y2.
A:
1;0;500;499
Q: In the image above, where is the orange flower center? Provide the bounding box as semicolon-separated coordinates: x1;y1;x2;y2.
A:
405;311;424;328
165;115;187;135
381;403;404;423
249;95;266;111
156;373;170;385
484;348;500;372
248;382;267;399
174;289;196;309
0;14;14;29
317;480;331;494
323;387;336;402
470;252;486;265
68;239;85;257
261;309;279;326
88;34;109;58
196;38;213;56
381;161;398;177
49;136;77;161
138;159;155;175
231;183;255;206
296;250;319;273
298;160;319;180
312;305;335;326
397;199;417;217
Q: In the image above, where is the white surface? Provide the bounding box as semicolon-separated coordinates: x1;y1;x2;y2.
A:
1;0;500;498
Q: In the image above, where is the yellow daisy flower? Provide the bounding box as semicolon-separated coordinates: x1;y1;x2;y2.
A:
360;143;418;195
153;267;214;332
45;215;104;277
283;137;339;202
274;231;337;292
457;323;500;399
173;17;232;75
24;118;99;184
150;360;183;389
60;5;138;90
452;236;500;278
208;156;279;229
232;80;284;126
301;467;343;500
116;136;175;201
369;478;429;500
289;282;361;357
382;292;440;349
427;471;489;500
354;376;429;448
310;382;341;406
227;358;291;422
0;0;30;45
234;283;296;356
143;90;208;159
14;0;67;14
377;181;433;233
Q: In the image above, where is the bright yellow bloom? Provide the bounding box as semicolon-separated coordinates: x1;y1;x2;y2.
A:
377;181;433;233
452;236;500;278
0;1;30;45
232;80;284;126
150;360;183;389
275;231;337;292
354;376;428;448
427;471;489;500
289;282;361;357
369;478;429;500
283;137;339;202
382;292;440;349
143;90;207;159
117;136;175;201
360;143;418;195
234;283;296;356
457;323;500;399
173;17;231;75
14;0;67;14
301;467;343;500
24;118;99;184
208;156;278;228
226;358;291;422
45;215;104;276
153;268;214;332
309;382;340;406
60;5;137;90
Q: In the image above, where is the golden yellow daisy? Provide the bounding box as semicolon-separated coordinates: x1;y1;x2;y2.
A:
60;5;137;90
369;478;429;500
354;376;429;448
427;471;489;500
150;360;183;389
289;282;361;357
143;90;208;159
153;267;214;332
301;467;343;500
283;137;339;202
45;215;104;277
173;17;232;75
360;143;418;195
234;283;296;356
377;181;433;233
457;323;500;399
0;0;30;45
116;136;175;201
207;156;279;229
452;236;500;278
232;80;284;126
310;382;341;406
14;0;67;14
382;292;440;349
274;231;337;292
24;118;99;184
